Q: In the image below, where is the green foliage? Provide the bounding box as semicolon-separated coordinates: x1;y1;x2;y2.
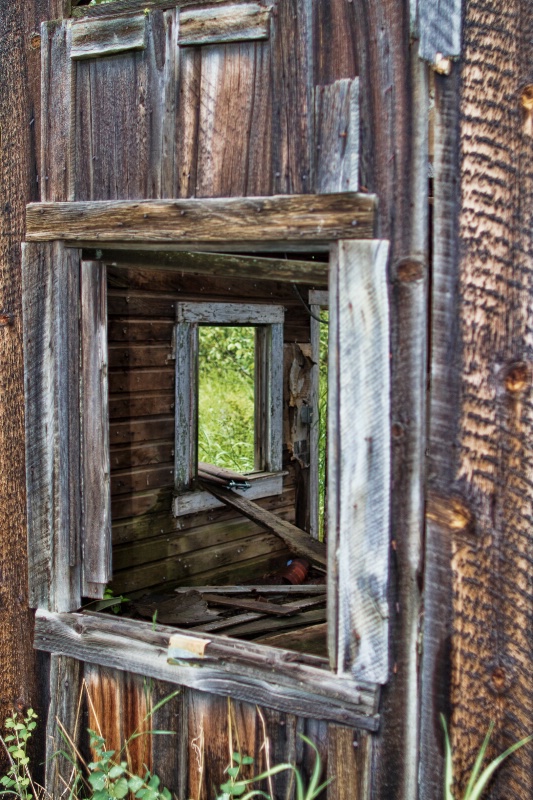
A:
198;327;255;473
441;715;533;800
216;735;331;800
0;708;38;799
317;314;328;540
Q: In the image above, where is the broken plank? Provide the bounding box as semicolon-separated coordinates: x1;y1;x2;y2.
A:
200;594;298;617
203;483;327;567
255;622;328;656
221;607;327;637
26;193;376;243
174;585;326;594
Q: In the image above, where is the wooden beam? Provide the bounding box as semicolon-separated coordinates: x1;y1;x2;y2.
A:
88;249;329;285
71;14;147;60
34;609;380;731
26;193;376;243
179;3;271;46
202;483;327;567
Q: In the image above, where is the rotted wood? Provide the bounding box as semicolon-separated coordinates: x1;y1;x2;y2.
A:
93;249;329;285
80;261;111;599
26;193;376;242
178;3;271;46
35;609;380;730
203;483;327;567
22;242;82;612
71;14;147;59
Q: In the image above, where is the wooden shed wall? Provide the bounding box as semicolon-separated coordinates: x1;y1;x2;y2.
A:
39;1;393;798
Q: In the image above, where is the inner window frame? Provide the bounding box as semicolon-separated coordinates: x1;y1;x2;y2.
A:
173;301;285;517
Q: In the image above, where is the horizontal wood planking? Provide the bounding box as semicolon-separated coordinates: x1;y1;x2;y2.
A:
179;3;271;46
71;15;147;59
26;193;376;242
35;610;380;729
71;0;237;19
176;301;284;324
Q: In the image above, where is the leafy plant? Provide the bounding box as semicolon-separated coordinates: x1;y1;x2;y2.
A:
216;734;331;800
441;715;533;800
0;708;41;799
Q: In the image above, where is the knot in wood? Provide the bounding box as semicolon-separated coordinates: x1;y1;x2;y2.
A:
30;33;41;50
395;258;425;282
0;310;14;327
520;85;533;112
391;421;405;440
491;666;508;694
504;361;531;394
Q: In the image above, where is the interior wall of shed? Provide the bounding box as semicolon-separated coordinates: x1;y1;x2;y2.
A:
107;261;321;599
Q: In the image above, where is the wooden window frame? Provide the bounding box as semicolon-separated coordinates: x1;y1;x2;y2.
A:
24;192;389;729
173;302;285;517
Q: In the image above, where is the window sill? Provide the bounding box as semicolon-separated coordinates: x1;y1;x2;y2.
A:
172;471;286;517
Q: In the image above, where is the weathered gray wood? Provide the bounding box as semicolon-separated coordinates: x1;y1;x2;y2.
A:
71;15;147;59
309;290;328;540
315;79;359;194
45;655;83;797
174;320;198;493
327;238;340;669
26;194;376;242
22;242;82;613
72;0;234;19
80;261;111;599
173;473;284;516
176;301;284;325
179;3;271;46
35;609;380;730
203;483;327;567
41;20;73;201
419;0;462;62
199;594;303;617
331;240;390;684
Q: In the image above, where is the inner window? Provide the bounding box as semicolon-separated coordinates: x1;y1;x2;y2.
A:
198;326;256;473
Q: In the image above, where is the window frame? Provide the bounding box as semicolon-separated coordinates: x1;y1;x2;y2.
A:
173;301;285;517
24;191;389;727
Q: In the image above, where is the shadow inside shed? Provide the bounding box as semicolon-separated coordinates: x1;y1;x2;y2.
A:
104;250;330;660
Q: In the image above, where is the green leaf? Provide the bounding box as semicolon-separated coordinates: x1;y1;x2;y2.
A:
227;767;240;778
108;764;125;779
241;756;254;766
440;715;454;800
89;771;107;790
112;777;130;798
466;733;533;800
128;776;144;792
232;753;242;765
463;721;494;800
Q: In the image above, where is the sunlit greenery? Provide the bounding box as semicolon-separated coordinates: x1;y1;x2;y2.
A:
317;313;329;540
198;326;256;473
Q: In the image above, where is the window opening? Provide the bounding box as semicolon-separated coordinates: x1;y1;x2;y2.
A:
198;326;255;474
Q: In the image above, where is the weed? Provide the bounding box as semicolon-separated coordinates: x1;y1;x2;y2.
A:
441;715;533;800
0;708;42;800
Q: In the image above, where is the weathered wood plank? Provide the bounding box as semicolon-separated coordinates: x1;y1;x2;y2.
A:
331;240;390;683
81;262;111;599
26;193;376;242
179;3;271;46
71;15;147;59
176;301;284;324
203;484;327;567
72;0;235;18
45;656;83;797
174;585;326;595
174;474;284;516
271;0;314;194
418;0;462;62
315;78;359;194
41;20;73;201
174;319;197;493
35;609;380;729
22;243;82;612
309;290;328;540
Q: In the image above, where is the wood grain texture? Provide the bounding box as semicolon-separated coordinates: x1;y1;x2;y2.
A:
41;19;73;201
35;609;380;729
418;0;462;62
176;301;284;324
71;14;147;59
99;249;329;284
330;240;390;684
203;483;327;566
72;0;234;18
440;3;533;797
271;0;313;194
44;655;83;796
179;3;271;46
22;242;82;612
80;261;111;599
26;192;376;241
315;78;359;194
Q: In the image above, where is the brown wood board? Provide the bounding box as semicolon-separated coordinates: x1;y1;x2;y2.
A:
26;193;376;242
203;483;327;567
